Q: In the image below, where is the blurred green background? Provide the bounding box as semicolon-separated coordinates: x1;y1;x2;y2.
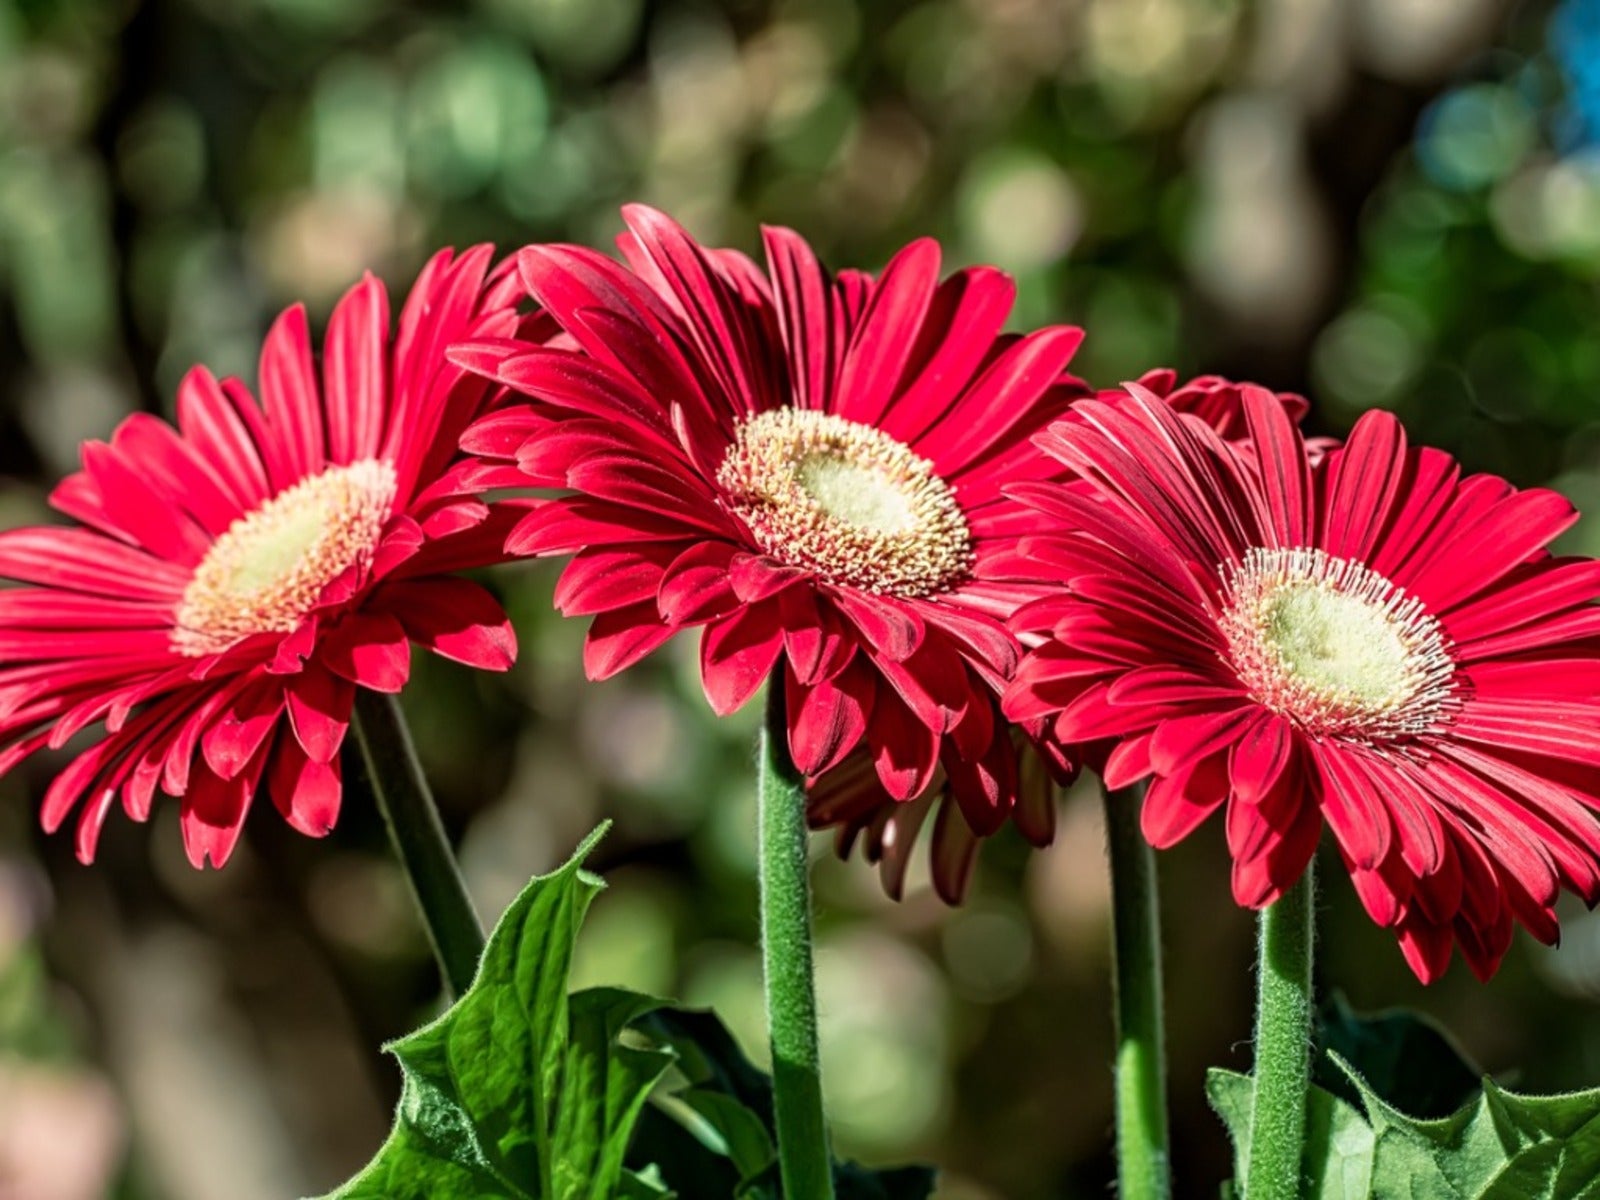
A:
5;0;1600;1195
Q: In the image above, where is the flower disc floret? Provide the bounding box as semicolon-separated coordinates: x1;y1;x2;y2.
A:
1219;547;1457;740
173;459;396;656
717;409;972;597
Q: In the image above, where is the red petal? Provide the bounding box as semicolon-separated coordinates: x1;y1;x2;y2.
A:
930;799;981;905
1148;706;1255;776
869;691;940;801
1313;747;1392;871
1396;918;1454;984
175;366;269;508
1229;715;1293;805
202;681;284;780
728;554;806;604
323;273;390;464
269;742;342;837
1103;736;1154;790
658;541;741;624
832;238;941;427
583;603;676;679
787;658;874;776
1140;753;1227;849
320;614;412;693
832;590;924;661
180;761;256;869
379;578;516;670
700;605;785;716
943;725;1018;837
285;664;354;763
268;616;319;674
258;303;326;479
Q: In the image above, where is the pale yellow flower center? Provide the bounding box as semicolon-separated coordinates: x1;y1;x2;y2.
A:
717;409;972;596
172;460;396;657
1219;547;1456;739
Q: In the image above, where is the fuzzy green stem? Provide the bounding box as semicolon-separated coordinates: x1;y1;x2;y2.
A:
1245;863;1317;1200
352;690;485;1001
1102;782;1171;1200
758;680;835;1200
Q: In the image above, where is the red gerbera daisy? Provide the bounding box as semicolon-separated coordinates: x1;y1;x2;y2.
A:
1004;385;1600;982
451;205;1096;901
0;247;530;868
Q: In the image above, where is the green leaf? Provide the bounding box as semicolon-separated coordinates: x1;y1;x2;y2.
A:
1337;1056;1600;1199
317;823;674;1200
831;1161;940;1199
632;1006;776;1179
317;1109;516;1200
625;1102;744;1198
631;1006;935;1198
1206;1068;1375;1200
634;1007;775;1120
1315;993;1480;1119
1211;1002;1600;1200
615;1167;675;1199
318;821;938;1200
676;1090;776;1178
553;988;674;1198
734;1160;938;1200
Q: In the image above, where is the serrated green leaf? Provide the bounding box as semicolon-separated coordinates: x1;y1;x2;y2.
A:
1344;1058;1600;1200
316;824;668;1200
634;1007;775;1121
675;1090;775;1178
1206;1067;1375;1200
1207;1067;1254;1191
634;1005;936;1198
625;1102;744;1198
736;1160;938;1200
319;1110;517;1200
317;822;939;1200
1316;994;1480;1119
553;988;676;1198
1212;1003;1600;1200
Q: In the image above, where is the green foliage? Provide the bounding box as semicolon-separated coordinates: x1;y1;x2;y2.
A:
1314;994;1481;1120
314;824;935;1200
1208;1069;1373;1200
629;1006;935;1200
1210;1002;1600;1199
1338;1059;1600;1199
315;822;672;1200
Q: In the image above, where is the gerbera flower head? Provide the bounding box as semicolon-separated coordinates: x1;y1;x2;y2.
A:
1004;384;1600;982
0;248;530;868
452;204;1094;901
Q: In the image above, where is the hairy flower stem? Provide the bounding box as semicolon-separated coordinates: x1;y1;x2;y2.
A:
758;680;836;1200
1102;782;1172;1200
352;690;485;1000
1245;863;1317;1200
